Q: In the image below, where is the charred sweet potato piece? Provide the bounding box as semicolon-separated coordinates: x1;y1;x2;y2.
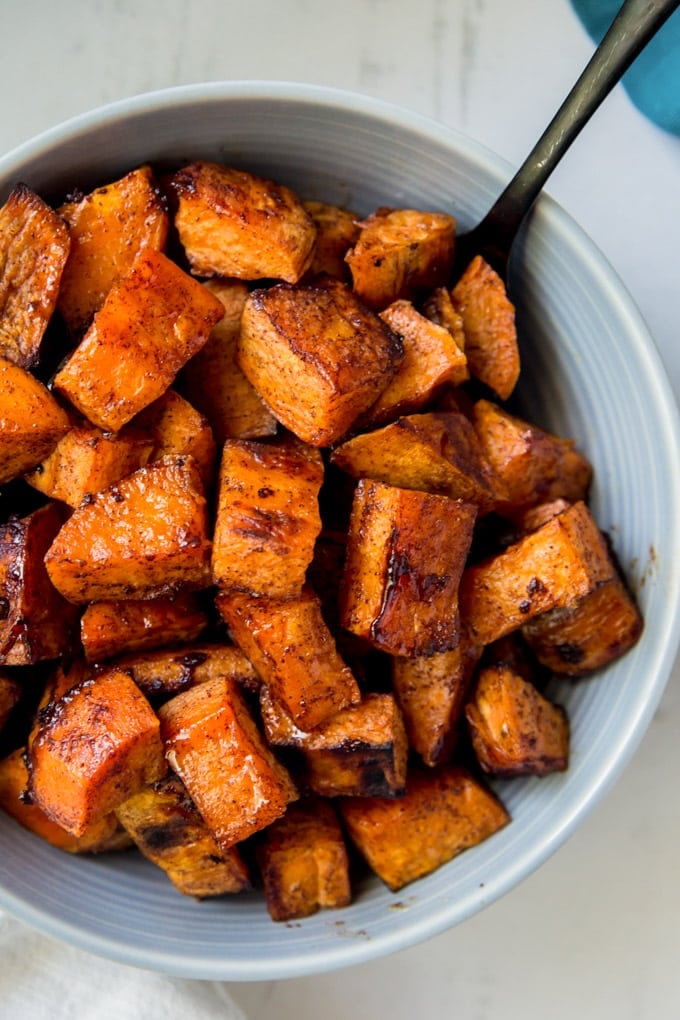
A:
451;256;519;400
45;456;211;604
422;287;466;352
260;688;408;798
257;797;351;922
168;161;316;283
57;165;169;336
158;675;297;850
0;183;70;367
340;479;477;657
304;201;360;280
116;773;250;897
521;574;643;677
216;588;360;731
112;643;260;700
345;208;456;310
357;300;468;428
0;673;21;731
132;389;217;488
0;503;78;665
211;437;323;598
331;412;504;512
391;632;481;767
0;747;131;853
0;357;70;484
80;592;209;663
28;667;166;836
459;501;615;647
466;664;569;776
339;765;510;891
237;277;404;446
53;249;224;432
25;418;154;508
471;399;592;513
181;280;277;443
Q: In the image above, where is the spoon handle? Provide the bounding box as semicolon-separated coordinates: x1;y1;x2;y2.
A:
464;0;680;273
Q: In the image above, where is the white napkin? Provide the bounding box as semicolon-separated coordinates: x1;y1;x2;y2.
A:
0;911;246;1020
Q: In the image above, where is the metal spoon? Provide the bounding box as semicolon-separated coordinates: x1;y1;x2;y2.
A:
453;0;680;282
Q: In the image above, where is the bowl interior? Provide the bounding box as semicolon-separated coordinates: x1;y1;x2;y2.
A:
1;82;679;981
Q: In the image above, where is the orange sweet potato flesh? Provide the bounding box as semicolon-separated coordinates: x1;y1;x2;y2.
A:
0;502;79;666
465;664;569;776
451;256;519;400
346;207;456;310
132;389;217;488
422;287;466;353
168;161;317;283
53;248;224;432
44;456;211;604
0;357;70;485
339;764;510;891
111;643;259;700
216;588;360;731
158;675;297;850
0;747;131;853
521;573;643;677
304;201;360;280
28;667;166;836
80;592;209;663
459;501;615;647
57;165;169;336
237;277;404;446
0;183;70;367
211;437;323;598
340;479;477;657
181;280;277;443
257;797;351;922
116;773;250;897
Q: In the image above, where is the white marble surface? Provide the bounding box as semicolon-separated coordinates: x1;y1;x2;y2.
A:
1;1;679;1017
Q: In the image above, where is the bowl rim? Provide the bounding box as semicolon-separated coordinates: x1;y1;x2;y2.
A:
1;80;680;980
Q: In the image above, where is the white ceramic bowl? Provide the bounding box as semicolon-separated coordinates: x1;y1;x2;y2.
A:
1;82;679;981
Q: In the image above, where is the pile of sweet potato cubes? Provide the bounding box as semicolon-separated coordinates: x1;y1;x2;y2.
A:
0;160;642;922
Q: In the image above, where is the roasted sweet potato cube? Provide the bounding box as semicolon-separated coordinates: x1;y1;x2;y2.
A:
422;287;466;352
257;797;351;921
260;688;408;798
465;664;569;776
57;165;169;336
511;498;572;535
521;574;643;677
0;357;70;484
459;501;615;647
451;256;519;400
471;399;592;512
44;456;211;604
211;437;323;598
331;412;504;512
80;592;209;663
28;667;166;836
0;503;78;665
304;201;360;280
339;765;510;891
340;480;477;657
112;643;260;700
132;389;217;488
116;773;250;897
0;673;21;731
158;675;297;850
181;280;277;443
0;747;131;853
237;278;404;446
216;588;360;731
391;632;481;767
25;418;154;508
345;208;455;310
53;249;224;432
0;183;70;367
357;300;468;428
168;161;316;283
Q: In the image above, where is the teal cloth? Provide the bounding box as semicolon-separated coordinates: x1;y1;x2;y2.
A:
570;0;680;135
